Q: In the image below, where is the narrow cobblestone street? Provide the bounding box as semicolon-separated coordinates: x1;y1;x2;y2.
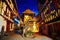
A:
0;0;59;40
2;32;52;40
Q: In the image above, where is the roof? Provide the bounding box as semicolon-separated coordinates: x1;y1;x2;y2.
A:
23;9;35;14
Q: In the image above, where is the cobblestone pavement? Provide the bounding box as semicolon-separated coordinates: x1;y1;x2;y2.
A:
2;32;53;40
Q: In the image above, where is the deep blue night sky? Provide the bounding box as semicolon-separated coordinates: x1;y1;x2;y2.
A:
16;0;38;16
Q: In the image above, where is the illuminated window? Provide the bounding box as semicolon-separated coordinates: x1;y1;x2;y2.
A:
47;18;48;22
51;15;53;20
48;16;50;21
58;1;60;8
45;18;47;22
9;10;11;18
0;1;2;14
52;15;55;19
45;19;46;22
25;15;29;19
0;8;1;14
58;9;60;15
3;2;6;11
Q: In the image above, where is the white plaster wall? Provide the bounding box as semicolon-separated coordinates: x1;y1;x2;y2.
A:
0;16;7;32
3;20;7;32
0;16;4;32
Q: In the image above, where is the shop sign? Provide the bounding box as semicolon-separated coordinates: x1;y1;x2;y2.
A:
14;17;20;24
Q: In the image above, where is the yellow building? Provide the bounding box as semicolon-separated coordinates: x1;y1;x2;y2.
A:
22;9;34;32
22;9;39;33
23;9;34;23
